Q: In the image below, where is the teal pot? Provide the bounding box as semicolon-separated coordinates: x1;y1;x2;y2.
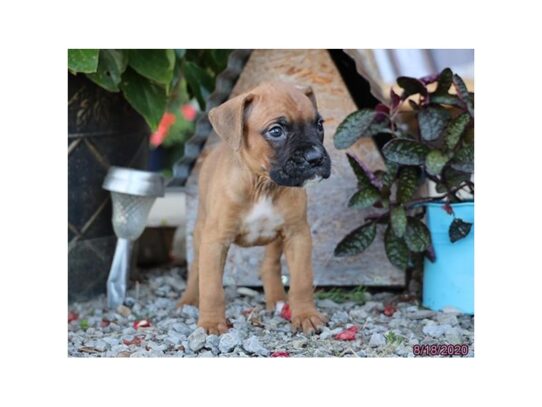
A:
422;202;474;314
68;74;149;302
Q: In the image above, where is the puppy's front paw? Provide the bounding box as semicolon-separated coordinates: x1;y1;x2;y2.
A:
197;318;229;335
291;308;327;335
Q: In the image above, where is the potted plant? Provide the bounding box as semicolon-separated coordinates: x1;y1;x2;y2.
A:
332;67;474;314
68;49;230;301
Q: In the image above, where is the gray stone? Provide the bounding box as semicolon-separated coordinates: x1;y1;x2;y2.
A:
265;317;284;330
317;299;340;309
364;301;384;312
148;342;167;352
165;332;183;346
409;337;419;346
233;316;248;331
111;344;130;353
292;337;308;350
422;324;452;338
370;325;387;333
180;305;199;319
83;340;96;349
154;298;173;309
242;336;270;356
154;284;172;297
172;322;192;336
130;350;151;358
205;334;220;350
436;313;458;326
394;344;410;357
444;326;462;344
313;349;332;357
70;336;83;347
331;311;349;325
349;308;368;321
101;337;120;347
441;306;461;315
164;275;186;292
237;287;259;297
93;339;108;352
369;333;386;348
122;327;136;335
235;347;249;357
318;327;333;340
387;319;399;329
406;310;435;320
198;350;215;357
219;330;242;353
226;305;245;319
188;327;207;352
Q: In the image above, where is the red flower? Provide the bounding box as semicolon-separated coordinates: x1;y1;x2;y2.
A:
150;112;176;147
383;304;396;317
280;303;291;321
334;326;358;341
100;319;111;328
271;351;290;357
133;319;152;329
181;104;197;121
68;311;78;323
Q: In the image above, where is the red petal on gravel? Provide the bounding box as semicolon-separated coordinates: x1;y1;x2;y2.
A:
100;318;111;328
271;351;290;357
280;303;291;321
133;319;152;329
383;304;396;317
123;336;144;346
68;311;79;323
334;326;358;341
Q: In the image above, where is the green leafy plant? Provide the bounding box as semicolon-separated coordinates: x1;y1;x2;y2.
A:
315;286;366;304
79;319;89;331
384;331;404;346
333;68;474;269
68;49;231;130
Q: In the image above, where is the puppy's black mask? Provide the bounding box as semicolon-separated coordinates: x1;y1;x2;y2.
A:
264;115;331;187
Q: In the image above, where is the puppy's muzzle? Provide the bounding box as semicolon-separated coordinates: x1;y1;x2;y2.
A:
302;145;325;167
270;144;331;187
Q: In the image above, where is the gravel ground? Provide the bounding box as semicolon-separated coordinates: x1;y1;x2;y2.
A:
68;267;474;358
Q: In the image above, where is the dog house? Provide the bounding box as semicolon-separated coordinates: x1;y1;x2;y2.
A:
172;49;405;288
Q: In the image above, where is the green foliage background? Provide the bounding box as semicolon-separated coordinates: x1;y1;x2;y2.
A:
68;49;231;130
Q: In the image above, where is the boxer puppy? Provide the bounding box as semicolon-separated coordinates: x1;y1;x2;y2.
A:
177;81;331;335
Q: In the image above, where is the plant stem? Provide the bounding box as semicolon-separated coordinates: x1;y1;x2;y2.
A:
405;196;449;209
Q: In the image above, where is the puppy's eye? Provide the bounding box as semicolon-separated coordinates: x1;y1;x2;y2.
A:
267;125;285;139
317;119;324;132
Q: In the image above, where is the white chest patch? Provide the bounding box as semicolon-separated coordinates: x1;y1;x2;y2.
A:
241;197;284;244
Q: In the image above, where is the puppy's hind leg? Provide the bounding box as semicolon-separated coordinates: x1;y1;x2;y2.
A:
260;237;287;311
177;219;201;307
177;261;199;307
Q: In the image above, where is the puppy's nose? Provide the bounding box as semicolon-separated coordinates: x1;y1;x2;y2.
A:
303;146;324;166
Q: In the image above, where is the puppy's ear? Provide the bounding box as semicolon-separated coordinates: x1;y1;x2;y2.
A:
208;93;254;151
299;85;318;110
